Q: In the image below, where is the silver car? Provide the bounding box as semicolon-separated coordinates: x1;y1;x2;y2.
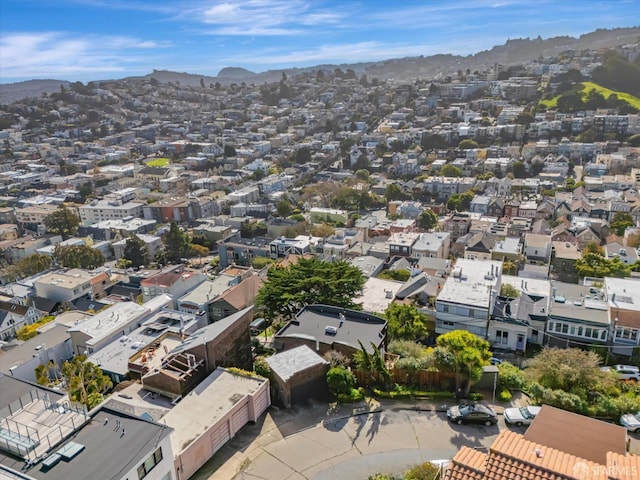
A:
620;411;640;433
504;406;542;427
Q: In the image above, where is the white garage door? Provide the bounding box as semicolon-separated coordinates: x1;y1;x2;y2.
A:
210;422;230;455
232;405;249;433
254;389;269;417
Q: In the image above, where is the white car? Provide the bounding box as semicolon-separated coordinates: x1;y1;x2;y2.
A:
504;406;542;427
603;364;640;381
620;412;640;433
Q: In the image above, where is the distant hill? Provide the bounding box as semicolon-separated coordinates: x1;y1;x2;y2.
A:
0;79;70;105
1;26;639;103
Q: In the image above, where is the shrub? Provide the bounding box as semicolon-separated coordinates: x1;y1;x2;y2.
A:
254;357;271;379
388;340;429;359
336;387;365;403
323;350;349;368
498;389;512;402
498;362;529;391
327;366;356;396
405;461;441;480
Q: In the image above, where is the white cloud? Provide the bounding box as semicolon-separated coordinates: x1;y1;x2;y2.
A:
0;32;168;80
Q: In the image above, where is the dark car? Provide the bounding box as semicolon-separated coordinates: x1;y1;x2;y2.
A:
447;403;498;426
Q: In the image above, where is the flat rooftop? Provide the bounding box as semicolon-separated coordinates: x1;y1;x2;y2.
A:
549;281;609;325
161;368;266;456
266;345;327;382
67;302;149;344
276;305;386;353
354;277;403;314
438;259;502;308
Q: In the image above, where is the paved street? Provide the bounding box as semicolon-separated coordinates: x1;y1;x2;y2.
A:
191;398;640;480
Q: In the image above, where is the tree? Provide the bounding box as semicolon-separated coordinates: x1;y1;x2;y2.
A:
404;461;441;480
440;164;463;177
276;199;292;217
61;356;113;409
16;253;52;278
416;208;438;230
458;139;478;150
610;212;634;236
583;241;604;256
294;147;312;164
385;183;408;202
255;257;365;319
163;221;191;263
384;304;429;341
223;144;237;157
511;161;527;178
122;235;149;268
54;244;105;269
433;330;492;394
421;133;447;150
44;206;80;240
576;253;631;278
500;283;520;298
190;243;209;261
524;348;613;395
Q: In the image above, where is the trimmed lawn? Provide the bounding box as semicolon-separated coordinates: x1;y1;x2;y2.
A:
146;157;170;167
539;81;640;110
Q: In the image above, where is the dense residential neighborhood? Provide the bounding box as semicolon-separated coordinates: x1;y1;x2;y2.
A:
1;30;640;480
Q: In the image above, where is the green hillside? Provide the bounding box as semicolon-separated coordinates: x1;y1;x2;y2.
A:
539;82;640;110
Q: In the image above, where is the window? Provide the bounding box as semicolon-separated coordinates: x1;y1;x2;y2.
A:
137;447;163;479
496;330;509;345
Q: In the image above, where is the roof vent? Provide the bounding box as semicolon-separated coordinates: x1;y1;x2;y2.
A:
325;325;338;335
534;448;543;458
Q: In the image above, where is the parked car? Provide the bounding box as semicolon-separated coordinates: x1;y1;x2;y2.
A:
489;356;504;365
447;403;498;426
620;412;640;433
504;406;542;427
602;365;640;381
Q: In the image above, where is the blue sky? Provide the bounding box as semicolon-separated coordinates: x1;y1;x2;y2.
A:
0;0;639;83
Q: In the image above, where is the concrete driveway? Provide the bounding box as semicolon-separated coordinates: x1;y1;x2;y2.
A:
192;398;640;480
192;399;501;480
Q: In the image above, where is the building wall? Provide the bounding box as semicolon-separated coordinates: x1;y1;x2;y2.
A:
272;362;328;408
120;434;176;480
173;378;269;480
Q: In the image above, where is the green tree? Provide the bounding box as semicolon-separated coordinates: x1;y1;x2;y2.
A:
440;164;463;177
576;253;631;278
54;244;105;269
524;348;614;395
16;253;52;278
500;283;520;298
416;208;438;230
163;221;191;263
255;257;365;319
421;133;448;150
385;183;408;202
189;243;210;261
276;199;292;217
511;161;527;178
433;330;492;394
224;144;237;157
458;139;478;150
377;269;411;282
294;147;312;164
122;235;149;268
61;356;113;409
44;206;80;240
583;241;604;256
384;304;429;341
514;112;535;126
610;212;634;236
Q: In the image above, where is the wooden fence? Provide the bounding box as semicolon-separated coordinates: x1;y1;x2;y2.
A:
353;368;456;390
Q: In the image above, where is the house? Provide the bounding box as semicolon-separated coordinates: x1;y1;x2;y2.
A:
412;232;451;259
604;240;638;265
490;276;551;351
208;274;262;322
0;324;72;381
140;306;256;398
0;301;40;340
67;300;156;355
388;232;420;258
274;304;387;357
469;195;491;214
394;272;445;307
464;232;497;260
33;268;111;303
491;237;522;263
435;259;502;338
78;198;145;225
606;277;640;357
546;282;610;348
355;276;403;313
445;405;634;480
265;345;329;408
176;274;236;321
112;234;162;263
443;213;471;240
416;257;452;277
140;268;207;305
551;241;581;283
523;233;552;265
0;375;176;480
